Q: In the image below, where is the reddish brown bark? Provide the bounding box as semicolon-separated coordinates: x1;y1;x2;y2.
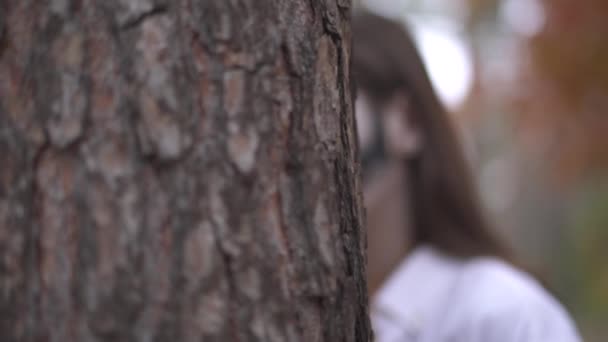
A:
0;0;370;341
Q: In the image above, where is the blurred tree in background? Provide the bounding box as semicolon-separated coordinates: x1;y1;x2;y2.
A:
467;0;608;340
522;0;608;183
466;0;608;180
527;4;608;338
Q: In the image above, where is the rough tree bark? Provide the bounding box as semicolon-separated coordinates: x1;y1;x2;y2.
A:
0;0;370;341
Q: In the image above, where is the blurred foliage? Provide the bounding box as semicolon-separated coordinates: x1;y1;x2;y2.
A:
570;183;608;317
466;0;500;27
464;1;607;339
522;0;608;184
518;0;608;184
466;0;608;185
555;181;608;342
531;0;608;107
525;2;608;336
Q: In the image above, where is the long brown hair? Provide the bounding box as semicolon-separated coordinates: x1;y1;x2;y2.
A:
353;12;515;263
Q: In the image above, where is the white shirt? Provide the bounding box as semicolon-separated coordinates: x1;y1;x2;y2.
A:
371;246;581;342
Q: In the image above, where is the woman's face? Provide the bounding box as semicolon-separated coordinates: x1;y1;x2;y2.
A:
356;91;385;179
356;89;421;181
355;89;420;293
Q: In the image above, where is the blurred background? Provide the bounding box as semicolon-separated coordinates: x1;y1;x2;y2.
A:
357;0;608;340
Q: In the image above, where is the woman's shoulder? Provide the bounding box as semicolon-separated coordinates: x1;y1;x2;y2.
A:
459;257;549;307
440;256;581;341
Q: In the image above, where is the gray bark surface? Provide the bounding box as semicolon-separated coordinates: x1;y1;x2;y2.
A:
0;0;370;341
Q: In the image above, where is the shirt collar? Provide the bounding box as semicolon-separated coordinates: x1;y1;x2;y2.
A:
371;245;464;330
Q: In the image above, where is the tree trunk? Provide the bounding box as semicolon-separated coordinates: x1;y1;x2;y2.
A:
0;0;370;341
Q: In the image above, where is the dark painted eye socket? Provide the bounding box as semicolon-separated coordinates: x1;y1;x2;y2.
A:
360;113;387;180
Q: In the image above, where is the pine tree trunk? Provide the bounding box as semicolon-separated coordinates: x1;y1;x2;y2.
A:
0;0;370;341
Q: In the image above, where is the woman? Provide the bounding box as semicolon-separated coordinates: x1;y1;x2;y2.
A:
353;12;581;342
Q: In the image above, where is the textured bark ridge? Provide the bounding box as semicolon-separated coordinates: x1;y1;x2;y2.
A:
0;0;370;341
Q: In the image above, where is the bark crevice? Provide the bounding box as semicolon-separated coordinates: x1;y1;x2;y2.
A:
120;4;169;31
